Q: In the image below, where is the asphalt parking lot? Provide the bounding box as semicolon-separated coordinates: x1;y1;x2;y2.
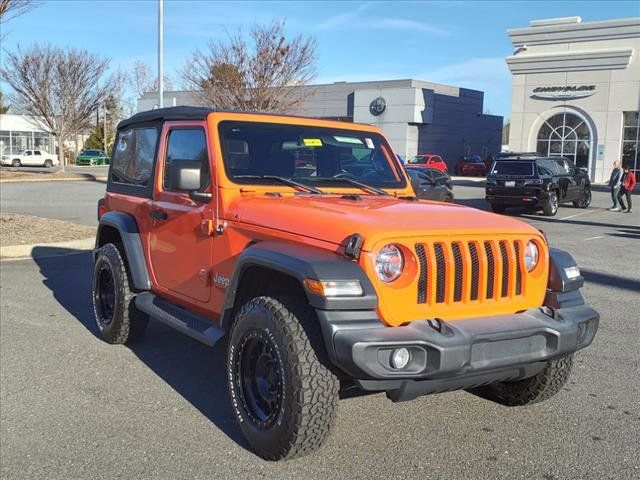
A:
1;181;638;479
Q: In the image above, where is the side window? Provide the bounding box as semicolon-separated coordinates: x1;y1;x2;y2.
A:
163;128;209;191
555;160;569;175
111;127;158;188
25;151;32;156
34;150;41;155
564;160;575;174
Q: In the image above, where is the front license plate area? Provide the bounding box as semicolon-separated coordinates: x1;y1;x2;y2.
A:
505;180;516;187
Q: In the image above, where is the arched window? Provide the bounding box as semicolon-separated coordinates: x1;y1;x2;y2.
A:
536;113;590;169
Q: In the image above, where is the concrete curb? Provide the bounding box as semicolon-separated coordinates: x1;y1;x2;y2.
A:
0;237;95;259
0;175;107;184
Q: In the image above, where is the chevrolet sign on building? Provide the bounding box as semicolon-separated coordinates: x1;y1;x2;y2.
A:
506;16;640;183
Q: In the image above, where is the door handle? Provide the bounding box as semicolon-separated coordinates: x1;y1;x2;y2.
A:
149;209;168;221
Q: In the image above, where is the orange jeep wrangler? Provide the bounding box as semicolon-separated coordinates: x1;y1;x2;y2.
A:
93;107;599;460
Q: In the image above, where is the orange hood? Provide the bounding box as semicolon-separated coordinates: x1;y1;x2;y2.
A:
227;194;543;251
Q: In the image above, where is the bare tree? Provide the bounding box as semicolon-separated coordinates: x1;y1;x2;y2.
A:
1;44;113;169
130;60;173;98
0;0;39;23
181;20;317;113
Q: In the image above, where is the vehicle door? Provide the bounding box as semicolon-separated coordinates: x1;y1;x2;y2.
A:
564;159;584;198
33;150;43;165
553;159;574;201
148;122;215;304
22;150;34;165
413;169;443;200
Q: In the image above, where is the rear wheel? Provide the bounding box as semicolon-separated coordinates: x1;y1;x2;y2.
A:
227;296;339;460
469;354;574;406
572;188;591;209
44;159;53;168
542;191;559;216
92;243;148;344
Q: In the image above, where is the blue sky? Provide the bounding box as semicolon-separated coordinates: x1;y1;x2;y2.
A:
2;0;639;120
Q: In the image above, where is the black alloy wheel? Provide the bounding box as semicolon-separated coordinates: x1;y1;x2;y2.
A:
95;263;116;329
235;330;284;428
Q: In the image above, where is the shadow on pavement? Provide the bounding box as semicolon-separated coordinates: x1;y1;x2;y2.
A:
581;268;640;293
31;246;248;450
518;213;640;230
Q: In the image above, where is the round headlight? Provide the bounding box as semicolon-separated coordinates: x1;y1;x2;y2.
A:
375;244;404;283
524;240;539;272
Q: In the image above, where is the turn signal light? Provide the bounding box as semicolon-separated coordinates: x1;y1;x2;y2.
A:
303;279;363;297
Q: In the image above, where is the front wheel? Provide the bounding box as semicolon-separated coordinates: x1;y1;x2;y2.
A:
92;243;148;344
542;191;559;216
227;296;339;460
468;354;574;406
573;188;591;209
11;159;21;167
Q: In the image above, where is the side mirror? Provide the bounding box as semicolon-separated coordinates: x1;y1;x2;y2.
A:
578;167;587;174
169;160;212;203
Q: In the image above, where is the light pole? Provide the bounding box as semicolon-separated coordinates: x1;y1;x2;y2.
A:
158;0;164;109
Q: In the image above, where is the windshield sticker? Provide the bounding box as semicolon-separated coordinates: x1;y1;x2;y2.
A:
333;136;363;145
365;138;374;149
303;138;323;147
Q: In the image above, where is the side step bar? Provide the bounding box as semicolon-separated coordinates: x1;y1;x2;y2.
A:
135;292;225;347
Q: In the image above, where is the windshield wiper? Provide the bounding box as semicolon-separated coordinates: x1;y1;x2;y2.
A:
310;177;390;196
234;175;323;194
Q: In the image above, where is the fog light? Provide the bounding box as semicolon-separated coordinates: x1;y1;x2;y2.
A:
564;265;581;280
390;347;411;369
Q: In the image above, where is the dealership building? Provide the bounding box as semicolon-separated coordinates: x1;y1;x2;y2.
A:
506;16;640;183
138;79;503;169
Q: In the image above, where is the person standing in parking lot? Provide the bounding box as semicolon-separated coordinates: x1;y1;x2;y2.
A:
608;161;623;211
618;166;636;213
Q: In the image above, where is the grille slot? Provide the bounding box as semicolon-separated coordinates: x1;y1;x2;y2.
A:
434;243;446;303
452;243;464;302
499;241;509;297
416;244;428;304
468;242;479;301
484;241;495;299
514;241;522;295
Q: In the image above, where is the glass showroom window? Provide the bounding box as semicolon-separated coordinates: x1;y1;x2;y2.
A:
536;113;590;170
10;131;32;154
0;132;9;155
34;132;54;154
622;112;639;179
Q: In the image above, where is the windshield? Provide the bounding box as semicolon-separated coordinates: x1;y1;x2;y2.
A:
490;161;535;176
219;121;406;190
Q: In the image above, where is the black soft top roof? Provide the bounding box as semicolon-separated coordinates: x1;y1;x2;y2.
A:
117;106;214;130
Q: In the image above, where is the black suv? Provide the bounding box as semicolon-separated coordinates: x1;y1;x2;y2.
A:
485;156;591;216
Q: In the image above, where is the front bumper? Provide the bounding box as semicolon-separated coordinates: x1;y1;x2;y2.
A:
317;303;598;401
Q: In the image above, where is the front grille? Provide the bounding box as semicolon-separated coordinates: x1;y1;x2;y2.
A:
415;239;524;306
484;241;495;299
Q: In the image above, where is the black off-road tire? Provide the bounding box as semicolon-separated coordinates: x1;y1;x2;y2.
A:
227;296;339;460
542;191;559;216
572;188;591;209
491;204;506;214
469;354;574;406
92;243;148;344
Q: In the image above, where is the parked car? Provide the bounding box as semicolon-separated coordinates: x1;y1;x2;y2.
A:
485;155;591;216
76;149;110;166
1;149;59;168
455;155;487;176
93;106;598;460
406;165;453;189
406;153;448;171
405;166;454;202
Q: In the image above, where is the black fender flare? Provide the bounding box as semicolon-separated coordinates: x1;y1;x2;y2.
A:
544;247;585;309
222;240;378;319
94;211;151;290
